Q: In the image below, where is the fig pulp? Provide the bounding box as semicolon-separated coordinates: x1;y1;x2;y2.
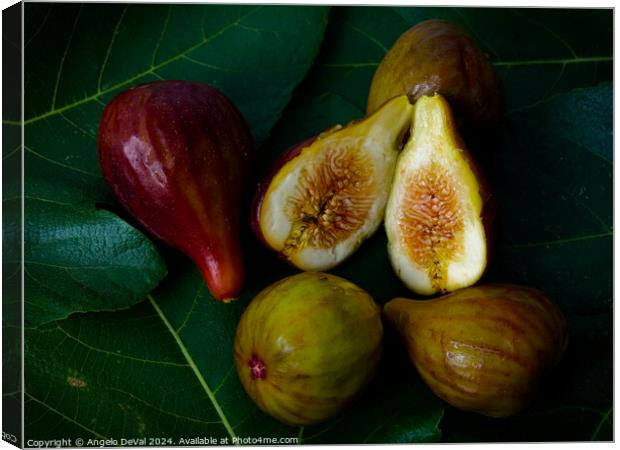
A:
253;95;413;271
384;284;567;417
367;19;502;132
98;80;253;301
385;94;493;295
234;272;383;426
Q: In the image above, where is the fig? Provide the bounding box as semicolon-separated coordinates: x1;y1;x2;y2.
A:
98;80;253;301
234;272;383;426
367;19;502;132
385;93;494;295
252;95;413;271
384;284;568;417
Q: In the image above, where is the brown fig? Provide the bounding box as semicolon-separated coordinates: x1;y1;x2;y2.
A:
384;284;568;418
252;95;413;271
98;80;253;301
367;19;502;132
234;272;383;426
385;93;494;295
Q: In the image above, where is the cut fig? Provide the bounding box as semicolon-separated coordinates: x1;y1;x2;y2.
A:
385;94;493;295
253;95;413;271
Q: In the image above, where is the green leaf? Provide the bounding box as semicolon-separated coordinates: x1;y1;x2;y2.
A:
22;5;612;444
19;3;330;325
23;202;167;326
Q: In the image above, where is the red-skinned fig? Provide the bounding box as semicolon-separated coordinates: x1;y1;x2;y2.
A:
98;80;253;301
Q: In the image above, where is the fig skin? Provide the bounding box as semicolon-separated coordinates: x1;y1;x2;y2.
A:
98;80;253;301
385;93;496;295
252;96;413;272
367;19;502;133
234;272;383;426
384;284;567;418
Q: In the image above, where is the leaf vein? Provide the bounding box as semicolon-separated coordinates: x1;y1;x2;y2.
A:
510;9;577;58
17;6;264;127
181;55;245;73
108;387;222;426
591;406;613;440
26;392;108;439
176;283;203;334
51;5;83;110
25;260;150;271
3;144;21;161
25;145;100;178
148;294;238;440
345;21;387;52
504;231;612;250
61;112;97;139
98;5;128;92
493;55;611;67
55;324;190;368
212;365;235;396
25;4;52;48
151;5;171;66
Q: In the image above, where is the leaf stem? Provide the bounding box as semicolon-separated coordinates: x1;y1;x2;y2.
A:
148;294;238;441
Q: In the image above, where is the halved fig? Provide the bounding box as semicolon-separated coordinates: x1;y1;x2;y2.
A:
385;93;494;295
253;96;413;271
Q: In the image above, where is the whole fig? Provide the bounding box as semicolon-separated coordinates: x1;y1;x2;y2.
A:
98;80;253;301
384;284;567;417
234;272;383;426
367;19;502;133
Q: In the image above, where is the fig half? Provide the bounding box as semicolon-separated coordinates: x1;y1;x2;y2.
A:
253;95;413;271
385;94;493;295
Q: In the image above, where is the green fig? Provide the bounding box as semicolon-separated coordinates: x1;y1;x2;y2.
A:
384;284;567;418
367;19;502;133
234;272;383;426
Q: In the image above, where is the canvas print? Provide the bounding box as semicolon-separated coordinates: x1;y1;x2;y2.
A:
2;2;613;446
